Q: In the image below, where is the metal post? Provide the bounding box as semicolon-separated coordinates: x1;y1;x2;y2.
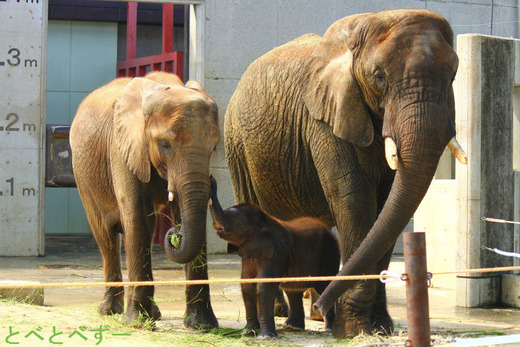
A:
403;232;431;347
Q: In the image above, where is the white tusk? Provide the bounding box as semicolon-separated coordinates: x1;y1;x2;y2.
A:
385;137;398;170
168;192;174;202
447;137;468;165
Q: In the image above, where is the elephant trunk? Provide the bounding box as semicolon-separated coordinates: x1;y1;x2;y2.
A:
314;102;453;316
164;172;210;264
208;176;226;228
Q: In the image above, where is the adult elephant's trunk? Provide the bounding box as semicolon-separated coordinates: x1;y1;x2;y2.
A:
314;102;455;316
164;172;210;264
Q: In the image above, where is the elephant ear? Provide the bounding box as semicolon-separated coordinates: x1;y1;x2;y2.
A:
238;228;292;260
113;78;170;183
303;14;374;147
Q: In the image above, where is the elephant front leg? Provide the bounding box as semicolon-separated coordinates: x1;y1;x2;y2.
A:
257;282;279;339
332;279;377;338
241;282;260;332
184;243;219;329
123;227;161;325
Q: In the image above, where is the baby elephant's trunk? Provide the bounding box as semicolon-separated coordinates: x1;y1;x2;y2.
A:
209;175;226;227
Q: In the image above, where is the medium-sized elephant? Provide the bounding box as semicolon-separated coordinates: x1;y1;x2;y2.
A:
209;176;340;339
70;72;220;328
225;10;467;337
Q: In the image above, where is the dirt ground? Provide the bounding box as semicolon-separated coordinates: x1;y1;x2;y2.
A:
1;235;520;346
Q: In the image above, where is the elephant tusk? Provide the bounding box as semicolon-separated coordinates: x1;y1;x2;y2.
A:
447;137;468;165
168;191;174;202
385;137;398;170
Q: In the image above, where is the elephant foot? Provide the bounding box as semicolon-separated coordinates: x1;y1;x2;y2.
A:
274;296;289;317
122;299;161;328
331;314;373;339
242;323;260;337
242;329;258;337
323;310;335;332
122;309;159;329
258;330;278;340
184;304;219;329
332;302;372;338
245;321;260;330
97;287;124;315
283;318;305;331
371;310;394;335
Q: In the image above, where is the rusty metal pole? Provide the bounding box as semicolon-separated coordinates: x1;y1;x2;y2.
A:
403;231;431;347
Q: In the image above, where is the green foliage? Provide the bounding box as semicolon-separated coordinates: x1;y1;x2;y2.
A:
168;233;182;249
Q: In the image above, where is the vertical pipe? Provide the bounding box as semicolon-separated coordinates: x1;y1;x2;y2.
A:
403;232;430;347
183;5;190;83
162;4;174;54
126;2;138;61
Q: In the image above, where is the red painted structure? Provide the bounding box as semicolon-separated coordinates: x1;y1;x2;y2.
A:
117;2;185;245
117;2;184;80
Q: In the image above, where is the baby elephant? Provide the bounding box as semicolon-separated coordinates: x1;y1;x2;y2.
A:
209;176;340;339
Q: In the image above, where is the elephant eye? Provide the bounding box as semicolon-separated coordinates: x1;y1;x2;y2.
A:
159;140;171;151
374;69;386;91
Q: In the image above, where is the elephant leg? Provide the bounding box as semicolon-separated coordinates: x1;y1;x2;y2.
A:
95;230;125;315
183;243;219;329
332;279;377;338
123;212;160;324
371;243;395;335
274;287;289;317
241;282;260;331
79;188;125;316
310;127;382;338
283;289;305;331
257;282;279;339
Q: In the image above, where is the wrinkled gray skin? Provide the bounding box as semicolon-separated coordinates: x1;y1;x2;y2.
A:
70;72;219;328
225;10;459;338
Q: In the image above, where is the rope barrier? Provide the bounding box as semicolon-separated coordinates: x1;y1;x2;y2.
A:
481;216;520;225
482;246;520;259
2;266;520;290
0;274;387;290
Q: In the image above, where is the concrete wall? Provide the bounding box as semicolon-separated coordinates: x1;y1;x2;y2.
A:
203;0;520;253
414;180;458;292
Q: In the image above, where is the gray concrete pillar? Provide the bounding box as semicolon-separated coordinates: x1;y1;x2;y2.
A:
455;34;516;307
0;1;47;256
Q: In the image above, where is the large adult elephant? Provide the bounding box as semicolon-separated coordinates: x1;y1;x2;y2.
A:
225;10;466;338
70;71;220;328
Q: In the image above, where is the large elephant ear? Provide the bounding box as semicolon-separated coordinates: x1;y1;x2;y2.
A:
303;14;374;147
113;78;169;183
